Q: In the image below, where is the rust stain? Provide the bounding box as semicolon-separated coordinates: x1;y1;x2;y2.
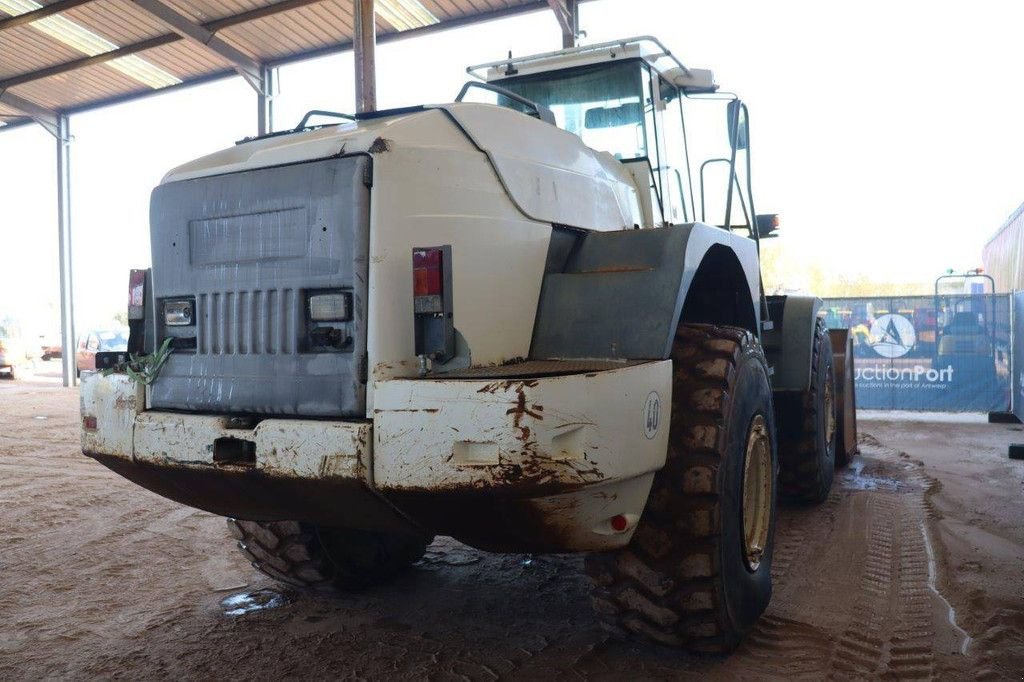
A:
368;137;393;153
113;395;137;410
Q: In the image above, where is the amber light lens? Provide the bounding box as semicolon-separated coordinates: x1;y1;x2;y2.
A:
413;249;443;297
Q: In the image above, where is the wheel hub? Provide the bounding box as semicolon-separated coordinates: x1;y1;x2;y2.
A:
742;414;772;571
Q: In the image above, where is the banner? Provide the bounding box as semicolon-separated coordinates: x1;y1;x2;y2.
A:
822;294;1010;411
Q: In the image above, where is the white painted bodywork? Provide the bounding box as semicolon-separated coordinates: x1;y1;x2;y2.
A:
160;105;644;412
374;361;671;491
132;413;372;481
81;373;371;482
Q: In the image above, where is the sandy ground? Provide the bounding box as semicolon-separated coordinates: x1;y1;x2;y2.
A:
1;369;1022;680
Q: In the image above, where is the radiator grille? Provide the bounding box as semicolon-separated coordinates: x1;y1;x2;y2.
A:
197;289;299;355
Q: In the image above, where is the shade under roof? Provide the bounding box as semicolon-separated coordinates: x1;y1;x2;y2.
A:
0;0;564;130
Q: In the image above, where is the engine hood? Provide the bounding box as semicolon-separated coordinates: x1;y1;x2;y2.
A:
161;103;642;231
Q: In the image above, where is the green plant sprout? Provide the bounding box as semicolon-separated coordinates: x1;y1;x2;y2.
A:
101;337;174;386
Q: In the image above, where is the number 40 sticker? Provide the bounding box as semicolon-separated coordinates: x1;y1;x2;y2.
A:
643;391;661;440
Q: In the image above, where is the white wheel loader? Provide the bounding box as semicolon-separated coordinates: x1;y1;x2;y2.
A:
81;36;857;653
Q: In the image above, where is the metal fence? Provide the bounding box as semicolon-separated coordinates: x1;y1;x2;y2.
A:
822;294;1011;411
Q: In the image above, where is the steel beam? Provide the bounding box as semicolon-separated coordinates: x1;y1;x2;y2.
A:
0;0;95;32
257;65;276;135
55;114;76;387
546;0;578;48
0;0;327;92
0;89;59;137
353;0;377;113
131;0;266;94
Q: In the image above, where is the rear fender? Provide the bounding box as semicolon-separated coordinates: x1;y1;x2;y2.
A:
531;222;760;360
763;295;823;392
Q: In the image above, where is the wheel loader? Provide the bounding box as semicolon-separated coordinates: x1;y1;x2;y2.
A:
81;36;857;653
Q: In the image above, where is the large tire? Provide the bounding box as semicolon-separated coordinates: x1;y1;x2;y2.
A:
586;324;778;654
776;318;837;503
227;519;431;591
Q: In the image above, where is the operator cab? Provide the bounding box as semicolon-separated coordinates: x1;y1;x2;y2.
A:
466;37;773;239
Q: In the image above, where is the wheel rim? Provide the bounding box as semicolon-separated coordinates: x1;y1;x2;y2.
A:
824;368;836;447
742;414;772;572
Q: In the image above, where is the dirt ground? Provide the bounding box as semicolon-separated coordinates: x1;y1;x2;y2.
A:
1;371;1022;680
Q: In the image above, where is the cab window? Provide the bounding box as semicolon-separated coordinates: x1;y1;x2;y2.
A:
494;60;648;161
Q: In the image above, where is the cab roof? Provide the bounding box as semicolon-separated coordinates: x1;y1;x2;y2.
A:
467;35;718;94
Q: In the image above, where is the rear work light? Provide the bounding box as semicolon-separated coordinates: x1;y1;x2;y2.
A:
412;245;454;366
163;298;195;326
305;290;354;351
308;292;352;322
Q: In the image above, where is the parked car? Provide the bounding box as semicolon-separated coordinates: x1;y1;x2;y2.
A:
41;337;63;361
0;323;28;379
76;329;128;376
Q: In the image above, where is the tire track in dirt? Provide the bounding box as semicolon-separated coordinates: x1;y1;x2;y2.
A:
885;501;936;680
827;493;900;679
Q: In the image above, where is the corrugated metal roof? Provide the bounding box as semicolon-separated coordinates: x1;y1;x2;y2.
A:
0;0;564;131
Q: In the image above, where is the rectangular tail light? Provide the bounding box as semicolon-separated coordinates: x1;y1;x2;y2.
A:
412;245;454;363
128;269;146;320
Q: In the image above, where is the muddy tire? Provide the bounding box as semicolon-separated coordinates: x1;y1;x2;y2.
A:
585;323;778;654
776;318;837;503
227;519;431;591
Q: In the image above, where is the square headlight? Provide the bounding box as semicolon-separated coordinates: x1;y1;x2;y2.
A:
164;299;194;326
308;292;352;322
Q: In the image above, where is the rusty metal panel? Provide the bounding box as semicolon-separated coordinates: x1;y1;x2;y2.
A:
80;372;146;459
132;412;372;482
373;360;672;494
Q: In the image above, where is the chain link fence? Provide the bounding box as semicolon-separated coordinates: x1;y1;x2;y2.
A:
822;294;1011;411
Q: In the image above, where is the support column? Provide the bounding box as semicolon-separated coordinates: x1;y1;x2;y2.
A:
56;114;76;387
257;64;276;136
563;0;578;49
354;0;376;114
547;0;579;48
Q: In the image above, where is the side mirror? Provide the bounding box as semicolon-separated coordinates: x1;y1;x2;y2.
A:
726;100;749;151
756;213;779;238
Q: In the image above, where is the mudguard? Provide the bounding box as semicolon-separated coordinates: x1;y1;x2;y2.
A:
763;295;823;392
530;223;760;361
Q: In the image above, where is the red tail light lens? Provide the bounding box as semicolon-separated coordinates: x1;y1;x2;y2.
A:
413;248;443;297
128;269;145;308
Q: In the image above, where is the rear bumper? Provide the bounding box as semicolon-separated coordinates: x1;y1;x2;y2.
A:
82;361;672;551
80;375;413;535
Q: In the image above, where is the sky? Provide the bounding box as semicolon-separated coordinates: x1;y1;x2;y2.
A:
2;0;1024;337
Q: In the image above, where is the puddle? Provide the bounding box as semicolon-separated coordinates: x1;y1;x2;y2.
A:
221;588;290;617
838;458;908;492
